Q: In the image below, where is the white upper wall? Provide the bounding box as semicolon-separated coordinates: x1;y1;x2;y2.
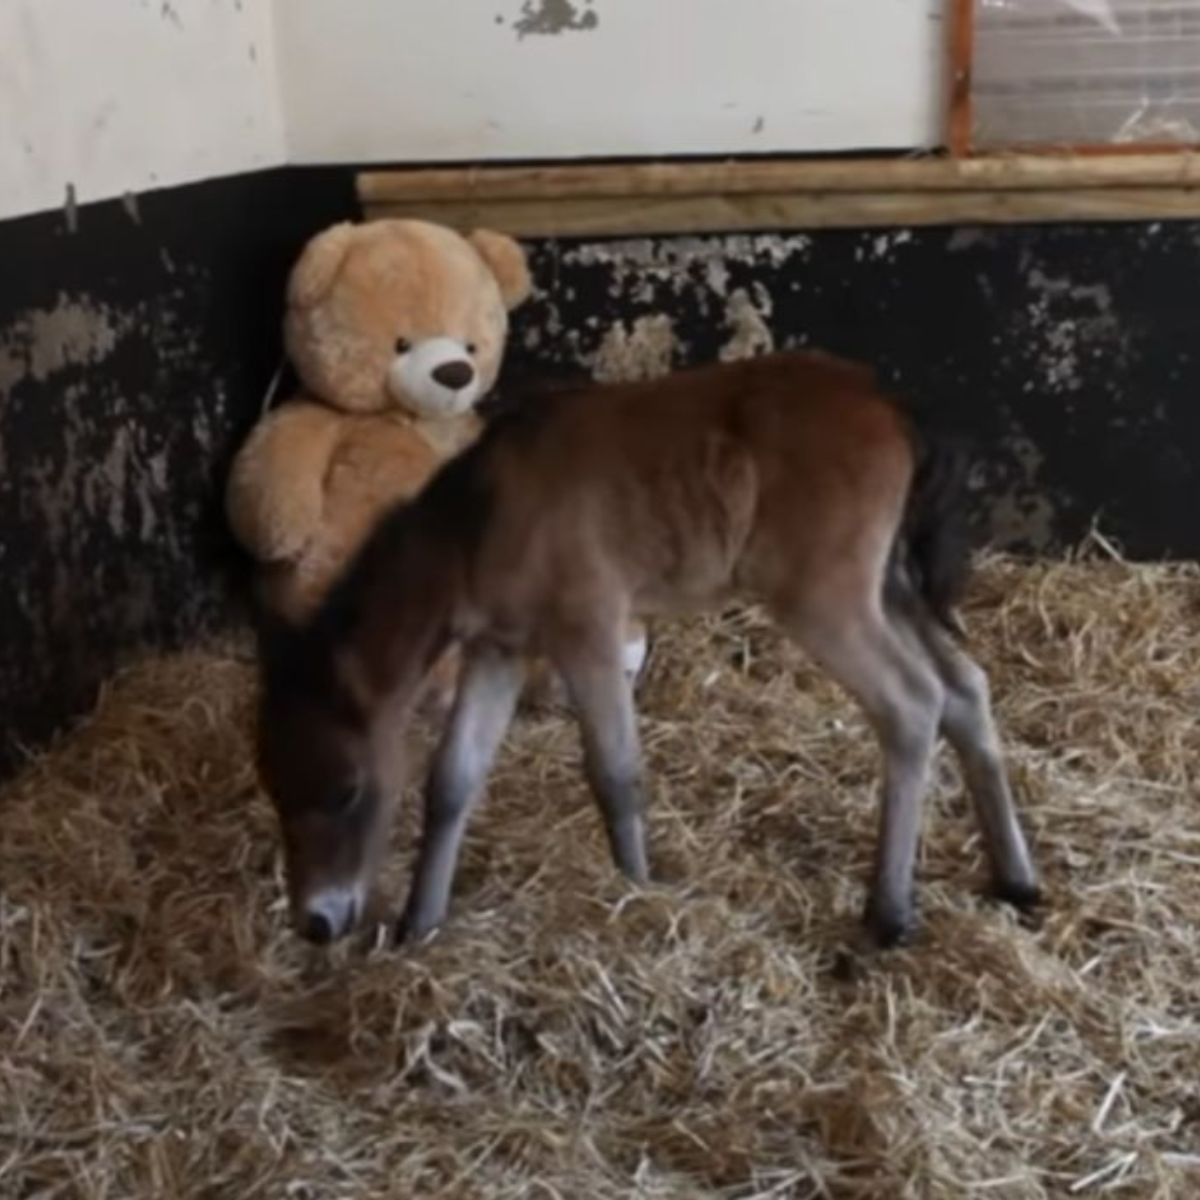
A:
0;0;285;220
0;0;947;222
276;0;946;163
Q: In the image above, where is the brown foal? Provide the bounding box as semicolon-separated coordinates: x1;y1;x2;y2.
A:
254;350;1040;948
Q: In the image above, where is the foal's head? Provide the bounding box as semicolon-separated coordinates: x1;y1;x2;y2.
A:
255;622;397;944
254;429;496;942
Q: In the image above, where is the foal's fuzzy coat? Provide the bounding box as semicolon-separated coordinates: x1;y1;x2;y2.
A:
256;351;1040;947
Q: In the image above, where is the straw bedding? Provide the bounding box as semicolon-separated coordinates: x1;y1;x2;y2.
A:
2;546;1199;1199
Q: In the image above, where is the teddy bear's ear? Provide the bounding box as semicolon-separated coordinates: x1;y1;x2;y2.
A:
287;222;358;309
467;229;533;310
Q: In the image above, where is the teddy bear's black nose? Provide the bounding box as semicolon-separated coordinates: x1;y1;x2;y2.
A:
432;360;475;391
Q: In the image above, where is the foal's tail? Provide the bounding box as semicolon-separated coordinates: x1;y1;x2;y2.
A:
892;432;973;637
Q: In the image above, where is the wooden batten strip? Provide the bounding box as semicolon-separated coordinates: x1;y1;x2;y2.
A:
946;0;975;158
357;154;1200;236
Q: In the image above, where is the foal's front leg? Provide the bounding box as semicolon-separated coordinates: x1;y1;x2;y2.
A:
396;644;525;942
556;641;651;885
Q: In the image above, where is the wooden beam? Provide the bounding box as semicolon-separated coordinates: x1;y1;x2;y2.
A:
362;187;1200;238
358;153;1200;204
947;0;975;158
358;154;1200;237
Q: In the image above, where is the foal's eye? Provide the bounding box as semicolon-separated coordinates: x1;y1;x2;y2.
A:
327;781;363;816
395;337;412;354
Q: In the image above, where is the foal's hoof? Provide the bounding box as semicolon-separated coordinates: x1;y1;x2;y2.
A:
392;912;441;947
862;901;916;950
991;878;1042;911
989;878;1044;929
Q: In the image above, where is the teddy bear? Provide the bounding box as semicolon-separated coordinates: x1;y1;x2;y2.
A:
226;215;649;714
224;217;533;714
225;217;532;627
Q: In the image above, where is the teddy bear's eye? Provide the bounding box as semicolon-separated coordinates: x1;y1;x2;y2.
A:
394;337;411;354
466;342;478;355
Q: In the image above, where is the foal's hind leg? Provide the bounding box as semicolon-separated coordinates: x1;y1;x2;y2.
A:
777;591;945;947
896;603;1040;909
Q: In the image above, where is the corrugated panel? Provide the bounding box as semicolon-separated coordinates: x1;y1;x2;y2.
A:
973;0;1200;147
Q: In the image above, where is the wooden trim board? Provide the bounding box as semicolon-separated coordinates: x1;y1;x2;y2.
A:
360;154;1200;201
946;0;974;158
358;155;1200;236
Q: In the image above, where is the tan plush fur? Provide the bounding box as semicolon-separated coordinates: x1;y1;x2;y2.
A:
225;219;532;631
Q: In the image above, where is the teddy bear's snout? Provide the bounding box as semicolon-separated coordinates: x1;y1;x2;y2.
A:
431;359;475;391
388;336;484;415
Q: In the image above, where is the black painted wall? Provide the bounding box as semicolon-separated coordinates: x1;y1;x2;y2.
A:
2;164;1198;770
501;223;1200;559
0;167;357;771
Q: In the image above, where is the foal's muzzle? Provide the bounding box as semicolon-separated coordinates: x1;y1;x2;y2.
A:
298;885;361;944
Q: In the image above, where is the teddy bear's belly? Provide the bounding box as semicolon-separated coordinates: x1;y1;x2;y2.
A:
265;423;447;624
325;422;443;543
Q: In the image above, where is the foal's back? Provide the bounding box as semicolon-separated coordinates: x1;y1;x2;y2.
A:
470;350;915;623
386;348;1039;951
261;347;1039;952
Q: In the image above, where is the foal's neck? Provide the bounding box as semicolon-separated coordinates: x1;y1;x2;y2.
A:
331;518;464;715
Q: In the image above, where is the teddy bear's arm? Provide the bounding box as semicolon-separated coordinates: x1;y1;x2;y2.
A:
225;402;343;564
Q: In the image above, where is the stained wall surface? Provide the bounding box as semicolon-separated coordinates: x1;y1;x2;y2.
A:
496;223;1200;560
0;0;285;220
3;3;1197;770
0;169;355;769
276;0;946;163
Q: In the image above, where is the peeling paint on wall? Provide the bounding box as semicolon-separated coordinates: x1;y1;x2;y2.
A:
591;313;677;383
512;0;598;38
1020;263;1125;395
0;166;356;773
0;294;128;384
983;431;1059;552
5;165;1199;773
501;220;1200;558
0;268;237;756
719;285;775;362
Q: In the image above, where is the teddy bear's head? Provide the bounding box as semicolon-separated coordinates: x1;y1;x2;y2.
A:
283;218;532;419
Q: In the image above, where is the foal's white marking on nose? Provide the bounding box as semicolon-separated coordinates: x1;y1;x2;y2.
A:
303;883;363;937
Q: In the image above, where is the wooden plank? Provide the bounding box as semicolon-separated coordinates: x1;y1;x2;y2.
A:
357;152;1200;205
947;0;975;158
362;187;1200;238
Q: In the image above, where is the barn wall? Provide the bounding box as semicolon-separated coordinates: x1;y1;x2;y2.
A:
0;167;356;772
5;4;1193;779
1;167;1196;770
275;0;946;163
0;0;285;220
498;221;1200;560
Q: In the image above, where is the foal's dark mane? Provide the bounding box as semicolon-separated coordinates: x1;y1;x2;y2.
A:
259;382;579;700
327;384;575;621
